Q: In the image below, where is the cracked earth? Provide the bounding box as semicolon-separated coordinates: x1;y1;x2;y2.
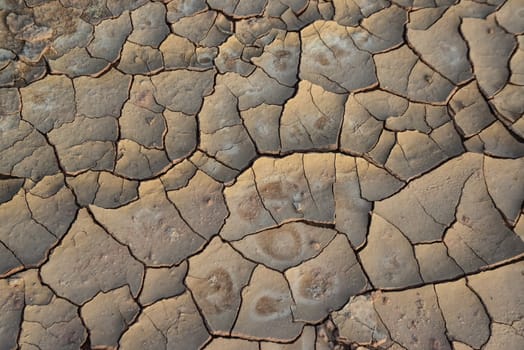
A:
0;0;523;349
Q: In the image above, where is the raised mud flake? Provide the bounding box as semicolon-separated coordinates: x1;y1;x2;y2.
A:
66;171;139;208
414;243;463;283
449;81;496;137
232;265;304;341
25;174;78;238
231;222;336;271
303;152;337;221
119;292;210;350
217;69;295;110
300;20;377;93
443;223;489;275
385;123;464;180
233;16;282;47
477;121;524;158
91;180;206;266
373;45;415;96
281;1;335;31
80;286;140;348
286;234;370;323
160;34;217;71
48;115;118;173
375;153;482;244
334;154;371;248
408;5;451;31
214;35;256;76
407;10;472;85
385;102;447;134
139;261;188;306
446;170;524;268
461;15;516;97
118;41;164;75
468;261;524;326
280;80;347;152
163;110;198;162
359;214;422;289
375;285;451;350
332;0;389;26
151;69;216;115
74;68;131;118
128;74;163;112
48;47;110;78
0;277;24;350
199;84;242;135
119;101;166;149
354;89;409;122
339;93;386;155
332;294;392;348
348;4;407;54
251;30;300;87
40;209;143;305
374;45;455;103
0;117;59;181
241;104;282;154
114;139;171;180
20;74;75;133
87;9;132;61
0;191;59;273
407;60;456;105
160;159;197;191
93;171;139;208
435;279;490;349
167;170;228;239
491;84;524;123
187;236;255;334
200;124;258;171
0;176;24;205
253;153;335;224
190;150;240;184
220;169;277;240
171;10;232;47
355;158;405;201
484;156;524;225
128;2;169;48
19;296;87;350
0;243;21;278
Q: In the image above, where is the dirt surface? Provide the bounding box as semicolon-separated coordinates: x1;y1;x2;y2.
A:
0;0;523;349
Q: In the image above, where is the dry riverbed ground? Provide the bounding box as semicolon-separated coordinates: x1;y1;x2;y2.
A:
1;0;523;349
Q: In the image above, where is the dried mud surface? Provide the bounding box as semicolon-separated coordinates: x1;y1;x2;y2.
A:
0;0;523;349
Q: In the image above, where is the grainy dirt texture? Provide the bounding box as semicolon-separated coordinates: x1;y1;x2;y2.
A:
0;0;523;349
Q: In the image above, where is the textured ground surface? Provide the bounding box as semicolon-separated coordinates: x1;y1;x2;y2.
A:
1;0;524;349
